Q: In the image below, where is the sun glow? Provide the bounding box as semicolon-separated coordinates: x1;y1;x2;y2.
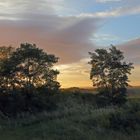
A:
55;62;140;88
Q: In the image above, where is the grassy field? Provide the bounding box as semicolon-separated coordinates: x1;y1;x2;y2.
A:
0;91;140;140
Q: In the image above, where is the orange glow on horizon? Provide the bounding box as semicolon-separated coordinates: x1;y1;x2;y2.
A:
56;64;140;88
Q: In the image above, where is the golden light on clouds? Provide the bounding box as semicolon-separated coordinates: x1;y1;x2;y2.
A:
55;59;93;88
57;74;92;88
56;61;140;88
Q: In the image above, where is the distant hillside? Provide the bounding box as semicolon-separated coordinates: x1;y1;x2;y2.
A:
127;86;140;98
61;87;97;94
61;86;140;98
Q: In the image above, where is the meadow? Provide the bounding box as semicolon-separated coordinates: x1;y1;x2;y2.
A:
0;88;140;140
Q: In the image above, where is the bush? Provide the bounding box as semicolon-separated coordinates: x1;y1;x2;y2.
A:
0;91;57;117
108;102;140;132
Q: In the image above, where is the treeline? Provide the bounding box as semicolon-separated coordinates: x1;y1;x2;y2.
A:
0;43;133;117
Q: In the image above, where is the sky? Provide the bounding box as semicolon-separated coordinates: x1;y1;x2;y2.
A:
0;0;140;88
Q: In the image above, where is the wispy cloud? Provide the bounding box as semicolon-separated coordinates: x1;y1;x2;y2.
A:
0;14;98;63
90;33;121;46
129;65;140;86
55;59;92;88
119;38;140;65
77;5;140;18
96;0;122;3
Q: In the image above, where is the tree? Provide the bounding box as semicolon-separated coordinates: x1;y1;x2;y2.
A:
89;45;134;104
0;44;60;116
0;43;60;94
0;46;14;93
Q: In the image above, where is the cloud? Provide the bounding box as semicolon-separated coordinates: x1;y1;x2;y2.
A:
0;14;98;64
0;0;60;15
0;0;78;18
129;65;140;86
115;38;140;86
0;0;101;65
118;38;140;65
55;59;92;88
0;0;139;87
1;0;140;20
96;0;122;3
77;5;140;18
90;33;120;46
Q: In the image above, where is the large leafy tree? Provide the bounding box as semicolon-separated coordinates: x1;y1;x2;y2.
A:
0;43;60;94
89;45;133;104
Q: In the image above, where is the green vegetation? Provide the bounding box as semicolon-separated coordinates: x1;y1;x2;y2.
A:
0;92;140;140
0;43;60;116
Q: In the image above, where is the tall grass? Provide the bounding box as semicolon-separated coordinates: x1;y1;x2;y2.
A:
0;92;140;140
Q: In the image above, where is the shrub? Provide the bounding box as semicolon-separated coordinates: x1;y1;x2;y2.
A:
108;102;140;132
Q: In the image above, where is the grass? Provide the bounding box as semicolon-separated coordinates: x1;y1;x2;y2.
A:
0;92;140;140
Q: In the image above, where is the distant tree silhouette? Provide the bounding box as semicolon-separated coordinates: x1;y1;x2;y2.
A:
0;43;60;94
89;45;134;104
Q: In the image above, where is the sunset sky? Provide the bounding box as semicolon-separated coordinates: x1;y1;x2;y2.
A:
0;0;140;88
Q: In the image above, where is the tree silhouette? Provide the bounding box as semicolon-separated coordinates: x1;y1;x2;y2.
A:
89;45;134;104
0;43;60;94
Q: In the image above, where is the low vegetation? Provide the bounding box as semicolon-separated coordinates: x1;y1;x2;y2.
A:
0;92;140;140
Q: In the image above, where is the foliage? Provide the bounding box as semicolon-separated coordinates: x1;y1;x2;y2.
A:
0;43;60;116
0;46;14;93
0;92;57;117
0;93;140;140
89;45;134;104
0;43;60;94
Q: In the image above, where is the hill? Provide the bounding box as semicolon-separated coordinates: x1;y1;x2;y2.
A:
61;86;140;98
